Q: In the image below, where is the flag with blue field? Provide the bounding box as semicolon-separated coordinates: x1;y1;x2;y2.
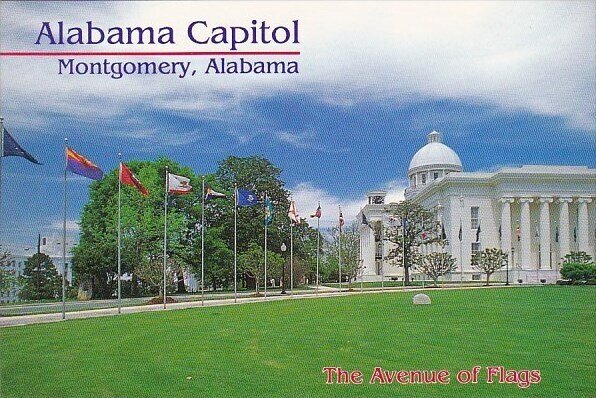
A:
66;147;103;180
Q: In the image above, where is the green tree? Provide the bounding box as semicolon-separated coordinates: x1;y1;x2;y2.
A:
239;242;284;293
471;248;508;286
19;253;61;300
323;221;361;285
73;158;196;298
0;247;16;293
560;252;595;284
417;252;457;287
384;201;446;285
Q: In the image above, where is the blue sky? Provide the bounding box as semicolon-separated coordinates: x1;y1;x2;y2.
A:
0;1;594;248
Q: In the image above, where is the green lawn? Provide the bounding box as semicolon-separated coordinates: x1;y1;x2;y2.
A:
1;286;594;397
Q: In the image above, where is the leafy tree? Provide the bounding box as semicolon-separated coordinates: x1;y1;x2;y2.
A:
19;253;61;300
324;221;361;285
560;252;595;284
384;201;446;285
0;247;16;293
416;252;457;287
562;252;593;265
73;158;196;298
239;242;284;293
471;248;508;286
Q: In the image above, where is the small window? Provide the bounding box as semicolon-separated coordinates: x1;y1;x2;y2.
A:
471;207;479;230
472;274;481;281
471;242;481;258
410;176;416;187
421;173;427;184
42;237;47;245
433;171;439;180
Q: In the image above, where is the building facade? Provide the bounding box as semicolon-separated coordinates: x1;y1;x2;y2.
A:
359;131;595;283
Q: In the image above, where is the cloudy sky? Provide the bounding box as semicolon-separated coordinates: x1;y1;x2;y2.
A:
0;1;594;248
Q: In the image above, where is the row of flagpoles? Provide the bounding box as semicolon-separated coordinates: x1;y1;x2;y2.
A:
0;119;349;318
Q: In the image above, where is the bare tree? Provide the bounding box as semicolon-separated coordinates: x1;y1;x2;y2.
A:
471;248;508;286
416;252;457;287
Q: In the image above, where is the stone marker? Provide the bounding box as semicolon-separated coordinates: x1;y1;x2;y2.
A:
412;293;431;305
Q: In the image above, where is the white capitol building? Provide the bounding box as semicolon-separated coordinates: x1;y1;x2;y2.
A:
359;131;595;284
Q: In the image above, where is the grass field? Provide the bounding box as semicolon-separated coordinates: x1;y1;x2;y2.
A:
1;286;594;397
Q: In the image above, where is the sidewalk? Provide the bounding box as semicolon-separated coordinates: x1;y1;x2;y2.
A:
0;284;516;328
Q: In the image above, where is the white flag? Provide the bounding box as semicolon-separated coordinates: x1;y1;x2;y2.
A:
288;200;300;224
168;173;192;195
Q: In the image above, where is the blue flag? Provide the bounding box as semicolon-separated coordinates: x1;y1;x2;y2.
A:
2;128;41;165
237;189;258;207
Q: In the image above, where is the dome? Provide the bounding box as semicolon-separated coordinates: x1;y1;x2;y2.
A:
408;131;462;172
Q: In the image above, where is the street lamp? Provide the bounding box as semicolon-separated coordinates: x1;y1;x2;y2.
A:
281;243;287;294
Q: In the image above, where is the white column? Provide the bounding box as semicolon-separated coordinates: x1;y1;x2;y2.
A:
558;197;572;260
577;198;592;254
500;197;514;267
519;198;533;270
539;197;553;270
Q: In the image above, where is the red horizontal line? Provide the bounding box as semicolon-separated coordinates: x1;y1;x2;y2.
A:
0;51;300;57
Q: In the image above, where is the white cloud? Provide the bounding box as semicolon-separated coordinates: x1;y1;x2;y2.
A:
289;179;407;228
0;1;593;134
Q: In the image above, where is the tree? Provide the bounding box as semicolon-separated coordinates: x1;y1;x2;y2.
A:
238;242;284;293
416;252;457;287
324;221;361;285
562;251;593;265
384;201;446;285
0;247;16;293
560;252;595;284
471;248;508;286
73;158;196;298
19;253;61;300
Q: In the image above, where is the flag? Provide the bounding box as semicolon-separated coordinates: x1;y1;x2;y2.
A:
2;128;41;164
476;223;481;242
310;204;322;219
441;223;447;240
339;207;344;231
361;211;369;226
205;187;226;200
237;189;258;207
168;173;192;195
498;225;502;240
288;200;300;224
458;222;462;241
66;147;103;180
555;226;559;243
264;197;274;225
120;162;148;196
573;227;577;242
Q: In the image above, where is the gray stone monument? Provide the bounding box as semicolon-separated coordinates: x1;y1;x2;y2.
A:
412;293;431;305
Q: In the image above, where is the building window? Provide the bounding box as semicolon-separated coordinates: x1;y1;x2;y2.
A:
421;173;427;184
472;274;481;281
433;171;439;180
471;242;481;263
410;176;416;187
471;207;479;229
42;237;47;245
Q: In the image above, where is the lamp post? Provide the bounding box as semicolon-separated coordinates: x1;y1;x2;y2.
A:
281;242;287;294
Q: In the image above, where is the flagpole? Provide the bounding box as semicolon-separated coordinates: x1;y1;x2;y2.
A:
402;216;406;289
381;214;385;290
290;222;294;296
316;206;320;295
0;116;4;240
201;176;205;306
338;206;342;293
234;184;238;303
163;166;168;309
62;137;68;320
264;193;268;299
117;153;122;314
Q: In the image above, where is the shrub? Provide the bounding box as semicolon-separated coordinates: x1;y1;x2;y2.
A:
560;262;596;284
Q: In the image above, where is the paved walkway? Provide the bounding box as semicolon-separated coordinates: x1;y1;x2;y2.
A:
0;285;518;328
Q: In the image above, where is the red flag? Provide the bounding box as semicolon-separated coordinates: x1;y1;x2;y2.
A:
310;204;321;218
120;162;149;196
